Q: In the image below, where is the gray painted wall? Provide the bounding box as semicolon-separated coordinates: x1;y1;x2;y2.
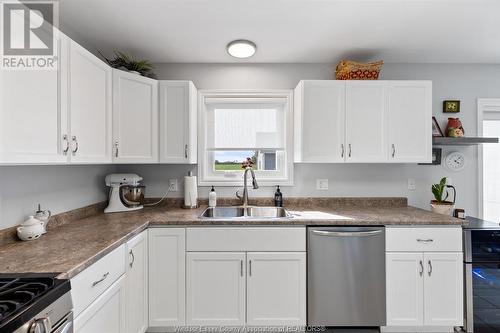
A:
2;63;499;230
119;63;500;218
0;165;115;229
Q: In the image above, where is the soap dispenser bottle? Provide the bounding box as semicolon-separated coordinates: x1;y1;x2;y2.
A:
208;186;217;207
274;186;283;207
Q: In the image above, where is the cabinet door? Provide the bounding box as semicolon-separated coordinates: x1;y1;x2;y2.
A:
0;32;68;164
186;252;246;326
74;276;126;333
246;252;306;325
423;252;463;326
68;40;112;163
345;81;387;162
112;70;158;163
387;81;432;163
148;228;185;327
386;252;424;326
125;232;148;333
159;81;197;163
294;81;346;162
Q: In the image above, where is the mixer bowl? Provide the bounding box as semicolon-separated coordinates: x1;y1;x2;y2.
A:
119;185;146;207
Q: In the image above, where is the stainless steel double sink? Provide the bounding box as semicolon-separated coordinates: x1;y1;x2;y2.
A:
200;206;290;219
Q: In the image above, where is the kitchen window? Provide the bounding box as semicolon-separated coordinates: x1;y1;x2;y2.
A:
198;91;293;186
479;99;500;220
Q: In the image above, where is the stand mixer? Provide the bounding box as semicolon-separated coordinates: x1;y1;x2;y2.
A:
104;174;146;213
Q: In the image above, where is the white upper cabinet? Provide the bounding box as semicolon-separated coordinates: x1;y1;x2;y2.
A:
159;81;197;163
294;80;432;164
0;31;68;164
387;81;432;163
294;81;346;162
345;81;387;162
67;40;112;163
112;69;158;163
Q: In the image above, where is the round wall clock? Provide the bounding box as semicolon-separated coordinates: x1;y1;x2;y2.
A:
445;152;466;171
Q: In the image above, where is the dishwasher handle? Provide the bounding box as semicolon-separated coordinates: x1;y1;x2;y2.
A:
311;229;383;237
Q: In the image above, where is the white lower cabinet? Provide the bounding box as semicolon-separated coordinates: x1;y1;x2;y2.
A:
186;252;246;326
125;232;148;333
74;275;126;333
148;228;186;327
246;252;306;326
385;227;463;330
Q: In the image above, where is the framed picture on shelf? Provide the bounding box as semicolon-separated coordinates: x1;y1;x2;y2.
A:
443;100;460;113
432;117;444;137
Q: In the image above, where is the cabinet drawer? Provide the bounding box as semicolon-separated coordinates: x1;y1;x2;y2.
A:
71;244;126;317
186;227;306;252
386;227;462;252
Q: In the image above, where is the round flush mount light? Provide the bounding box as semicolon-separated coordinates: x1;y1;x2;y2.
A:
227;39;257;58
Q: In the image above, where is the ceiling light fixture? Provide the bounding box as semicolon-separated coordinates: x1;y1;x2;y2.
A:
227;39;257;59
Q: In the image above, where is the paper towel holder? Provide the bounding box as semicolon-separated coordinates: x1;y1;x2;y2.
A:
183;170;199;209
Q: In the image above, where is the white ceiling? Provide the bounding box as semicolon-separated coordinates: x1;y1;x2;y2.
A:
59;0;500;64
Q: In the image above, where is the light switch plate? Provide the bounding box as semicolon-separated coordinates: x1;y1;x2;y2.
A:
168;179;178;192
316;179;329;190
407;178;416;190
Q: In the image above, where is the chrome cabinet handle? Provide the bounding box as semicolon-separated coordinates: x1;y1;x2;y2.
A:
348;144;352;158
417;238;434;243
92;272;109;287
312;230;383;237
419;260;424;276
71;136;78;155
185;144;188;158
114;141;119;158
240;260;243;277
62;135;69;155
249;260;252;276
392;144;396;158
428;260;433;276
129;249;135;268
341;144;344;158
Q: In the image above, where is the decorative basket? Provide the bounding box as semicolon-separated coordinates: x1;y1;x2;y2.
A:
335;60;384;80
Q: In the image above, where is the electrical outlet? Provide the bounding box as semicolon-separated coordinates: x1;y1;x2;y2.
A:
316;179;329;190
168;179;178;192
407;178;416;190
446;177;453;186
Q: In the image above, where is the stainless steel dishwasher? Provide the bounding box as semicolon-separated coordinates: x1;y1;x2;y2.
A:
308;226;386;327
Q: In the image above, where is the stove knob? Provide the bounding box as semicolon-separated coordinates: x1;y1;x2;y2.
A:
28;317;51;333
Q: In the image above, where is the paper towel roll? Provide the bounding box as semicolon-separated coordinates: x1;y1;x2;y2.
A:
184;175;198;208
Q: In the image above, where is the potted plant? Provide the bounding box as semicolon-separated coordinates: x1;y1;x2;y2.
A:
430;177;454;215
99;50;156;78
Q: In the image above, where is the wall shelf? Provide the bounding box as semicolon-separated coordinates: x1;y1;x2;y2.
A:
432;137;499;146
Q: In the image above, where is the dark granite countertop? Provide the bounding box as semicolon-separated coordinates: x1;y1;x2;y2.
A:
0;197;465;279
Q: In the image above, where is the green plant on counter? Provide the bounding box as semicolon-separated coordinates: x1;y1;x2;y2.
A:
99;50;155;78
431;177;449;202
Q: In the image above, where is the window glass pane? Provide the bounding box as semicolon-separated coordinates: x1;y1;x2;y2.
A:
207;106;284;149
483;120;500;220
213;150;277;171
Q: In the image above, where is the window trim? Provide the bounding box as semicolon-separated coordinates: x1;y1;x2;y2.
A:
477;98;500;218
198;90;294;186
